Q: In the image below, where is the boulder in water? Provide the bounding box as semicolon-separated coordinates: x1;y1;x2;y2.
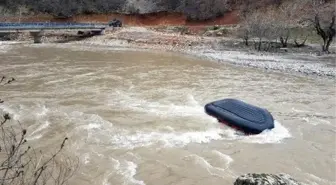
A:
234;173;302;185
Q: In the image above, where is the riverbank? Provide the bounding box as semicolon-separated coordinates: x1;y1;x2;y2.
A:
1;26;335;78
74;27;336;78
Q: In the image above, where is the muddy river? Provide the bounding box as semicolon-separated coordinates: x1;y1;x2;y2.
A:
0;43;335;185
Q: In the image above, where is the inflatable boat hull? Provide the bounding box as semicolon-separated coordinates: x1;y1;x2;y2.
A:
205;99;274;134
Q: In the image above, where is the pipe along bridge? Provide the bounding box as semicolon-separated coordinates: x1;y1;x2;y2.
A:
0;22;108;43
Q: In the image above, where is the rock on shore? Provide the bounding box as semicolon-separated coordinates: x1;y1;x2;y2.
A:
234;173;302;185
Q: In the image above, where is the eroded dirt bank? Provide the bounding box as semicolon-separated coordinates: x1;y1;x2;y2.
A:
0;11;239;26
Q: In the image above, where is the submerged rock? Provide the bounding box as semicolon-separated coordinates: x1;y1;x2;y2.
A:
234;173;302;185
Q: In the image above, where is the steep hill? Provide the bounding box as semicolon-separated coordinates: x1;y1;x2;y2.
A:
0;0;299;21
0;0;334;26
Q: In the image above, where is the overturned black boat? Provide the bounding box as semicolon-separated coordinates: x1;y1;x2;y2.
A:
205;98;274;134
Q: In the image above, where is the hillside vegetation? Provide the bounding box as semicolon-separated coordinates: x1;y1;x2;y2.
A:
237;0;335;52
1;0;327;21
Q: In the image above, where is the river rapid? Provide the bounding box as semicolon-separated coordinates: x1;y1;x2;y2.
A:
0;43;335;185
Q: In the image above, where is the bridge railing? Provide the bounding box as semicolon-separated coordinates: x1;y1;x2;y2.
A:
0;22;108;30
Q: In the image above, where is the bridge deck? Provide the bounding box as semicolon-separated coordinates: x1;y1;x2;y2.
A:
0;22;107;30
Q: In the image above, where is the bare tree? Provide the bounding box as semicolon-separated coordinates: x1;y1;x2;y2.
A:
238;11;261;50
183;0;230;21
313;14;335;52
300;0;336;52
0;76;78;185
276;1;299;47
261;1;305;48
238;17;252;46
237;25;250;46
239;8;279;51
237;0;336;52
294;37;308;47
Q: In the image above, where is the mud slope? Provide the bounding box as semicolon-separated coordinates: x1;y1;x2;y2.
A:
0;11;239;26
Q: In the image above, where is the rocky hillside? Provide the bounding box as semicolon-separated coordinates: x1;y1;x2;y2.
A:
0;0;313;21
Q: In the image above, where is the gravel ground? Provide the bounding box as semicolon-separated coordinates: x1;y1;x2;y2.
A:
73;27;336;79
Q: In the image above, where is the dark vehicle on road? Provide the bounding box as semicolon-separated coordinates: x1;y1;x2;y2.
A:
109;19;122;27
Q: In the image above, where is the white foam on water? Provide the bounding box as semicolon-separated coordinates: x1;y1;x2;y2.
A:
69;111;105;130
107;91;292;145
0;104;21;121
109;93;208;119
69;112;220;149
29;120;51;136
36;105;49;118
291;108;309;113
66;109;225;149
74;72;96;79
0;41;20;53
111;159;146;185
44;78;70;85
27;134;43;140
0;45;12;53
302;116;334;126
109;128;224;149
83;153;90;165
67;122;146;185
0;103;52;122
0;103;220;149
219;120;291;144
69;109;291;149
101;158;116;185
0;103;52;140
182;154;234;178
305;173;335;185
292;108;334;126
83;123;102;130
122;161;146;185
109;117;290;147
102;175;112;185
211;150;233;169
1;100;291;152
70;111;110;141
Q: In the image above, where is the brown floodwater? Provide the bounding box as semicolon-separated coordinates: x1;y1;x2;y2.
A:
0;43;335;185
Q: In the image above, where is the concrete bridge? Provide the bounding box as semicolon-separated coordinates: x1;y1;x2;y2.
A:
0;22;108;43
